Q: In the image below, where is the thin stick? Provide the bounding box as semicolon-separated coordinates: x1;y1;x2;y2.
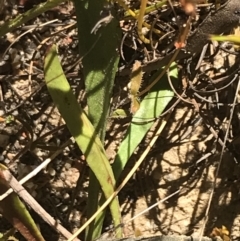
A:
0;0;67;37
0;138;73;201
0;158;51;201
2;169;79;241
68;114;171;241
198;78;240;240
2;19;59;59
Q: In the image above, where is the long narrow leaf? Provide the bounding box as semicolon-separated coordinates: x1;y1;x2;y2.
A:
73;0;120;139
44;45;121;239
113;65;178;180
73;0;121;239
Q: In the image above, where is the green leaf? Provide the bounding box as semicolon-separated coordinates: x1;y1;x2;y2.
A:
113;64;178;180
0;164;45;241
74;0;121;140
44;45;122;239
73;0;121;239
210;34;240;45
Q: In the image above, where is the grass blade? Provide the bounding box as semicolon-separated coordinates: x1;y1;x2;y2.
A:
113;64;178;180
210;34;240;45
44;45;122;240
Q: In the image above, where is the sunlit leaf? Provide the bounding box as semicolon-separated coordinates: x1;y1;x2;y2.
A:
44;45;122;239
113;64;178;180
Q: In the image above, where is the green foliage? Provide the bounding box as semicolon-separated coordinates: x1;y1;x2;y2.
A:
44;45;122;240
0;0;179;239
73;0;121;239
113;64;178;180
